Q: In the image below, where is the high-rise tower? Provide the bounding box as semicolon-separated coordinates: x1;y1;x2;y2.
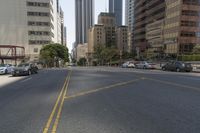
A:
109;0;122;26
75;0;94;45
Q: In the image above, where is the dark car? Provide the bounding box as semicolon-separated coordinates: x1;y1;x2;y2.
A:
12;63;38;76
162;61;193;72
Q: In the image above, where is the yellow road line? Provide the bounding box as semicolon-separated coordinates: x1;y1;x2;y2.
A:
42;71;70;133
51;70;72;133
146;78;200;91
65;78;143;100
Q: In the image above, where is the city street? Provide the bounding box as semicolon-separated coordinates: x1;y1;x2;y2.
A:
0;67;200;133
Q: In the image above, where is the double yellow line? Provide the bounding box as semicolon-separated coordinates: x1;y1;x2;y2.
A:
43;70;72;133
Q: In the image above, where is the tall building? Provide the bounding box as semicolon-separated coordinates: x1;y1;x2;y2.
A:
116;26;128;53
109;0;122;26
0;0;64;61
88;12;128;65
98;12;116;47
75;0;94;45
125;0;135;52
134;0;165;56
164;0;200;55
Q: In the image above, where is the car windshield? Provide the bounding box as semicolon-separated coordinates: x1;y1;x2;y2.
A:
18;63;29;67
0;64;6;67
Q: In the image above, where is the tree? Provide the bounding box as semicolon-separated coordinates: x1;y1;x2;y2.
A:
93;44;105;65
93;45;119;65
40;43;69;67
193;44;200;54
77;57;87;66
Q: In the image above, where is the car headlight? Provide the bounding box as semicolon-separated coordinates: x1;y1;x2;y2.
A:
182;64;185;67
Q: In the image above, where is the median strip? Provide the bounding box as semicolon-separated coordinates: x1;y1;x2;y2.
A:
51;70;72;133
42;70;71;133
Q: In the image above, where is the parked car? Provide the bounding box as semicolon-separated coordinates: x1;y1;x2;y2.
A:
122;61;135;68
0;64;14;74
135;61;156;69
162;61;193;72
12;63;38;76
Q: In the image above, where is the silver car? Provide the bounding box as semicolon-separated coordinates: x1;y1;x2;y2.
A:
0;64;13;74
135;61;156;69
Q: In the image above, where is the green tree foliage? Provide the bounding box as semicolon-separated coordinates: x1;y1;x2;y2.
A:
93;45;119;65
77;57;87;66
193;44;200;54
40;43;69;67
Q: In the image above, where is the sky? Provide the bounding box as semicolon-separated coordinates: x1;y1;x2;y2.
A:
60;0;124;52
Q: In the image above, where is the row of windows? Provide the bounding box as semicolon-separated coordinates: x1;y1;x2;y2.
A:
27;2;49;7
180;43;195;52
27;12;50;17
166;11;180;19
181;31;200;37
29;40;50;45
28;31;50;36
181;21;200;27
28;21;50;26
164;32;178;39
165;22;179;29
182;10;200;16
183;0;200;5
167;0;180;9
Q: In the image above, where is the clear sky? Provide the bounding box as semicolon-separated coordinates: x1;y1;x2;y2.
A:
60;0;124;52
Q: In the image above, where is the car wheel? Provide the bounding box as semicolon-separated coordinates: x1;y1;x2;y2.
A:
28;70;32;75
162;67;166;71
5;69;8;74
176;68;180;72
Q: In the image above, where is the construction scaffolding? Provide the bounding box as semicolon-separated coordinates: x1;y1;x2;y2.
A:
0;45;25;65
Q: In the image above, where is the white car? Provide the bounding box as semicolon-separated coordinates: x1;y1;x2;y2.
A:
135;61;156;69
0;64;14;74
122;62;135;68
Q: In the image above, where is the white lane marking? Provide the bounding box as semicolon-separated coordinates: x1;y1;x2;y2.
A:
20;77;32;83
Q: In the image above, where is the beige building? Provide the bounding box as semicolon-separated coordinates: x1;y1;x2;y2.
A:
164;0;200;55
88;24;105;65
98;12;116;47
0;0;64;62
146;19;164;57
75;43;88;61
88;25;106;53
116;26;129;53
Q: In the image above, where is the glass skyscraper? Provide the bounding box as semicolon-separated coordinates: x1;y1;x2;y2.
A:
109;0;123;26
75;0;94;45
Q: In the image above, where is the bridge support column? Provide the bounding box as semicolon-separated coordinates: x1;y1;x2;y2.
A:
1;59;4;64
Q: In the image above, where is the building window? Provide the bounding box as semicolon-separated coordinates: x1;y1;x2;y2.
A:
28;21;50;26
27;2;49;7
183;0;200;5
29;40;50;45
34;48;38;53
182;10;200;16
28;31;50;36
27;12;50;17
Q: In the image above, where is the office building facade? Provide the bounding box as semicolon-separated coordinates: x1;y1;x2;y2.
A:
164;0;200;55
134;0;165;56
125;0;135;52
0;0;64;61
98;12;116;47
75;0;94;45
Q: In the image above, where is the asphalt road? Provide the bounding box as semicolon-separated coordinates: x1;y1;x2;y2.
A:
0;67;200;133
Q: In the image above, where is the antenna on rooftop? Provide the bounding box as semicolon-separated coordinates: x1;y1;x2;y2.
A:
105;0;108;12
